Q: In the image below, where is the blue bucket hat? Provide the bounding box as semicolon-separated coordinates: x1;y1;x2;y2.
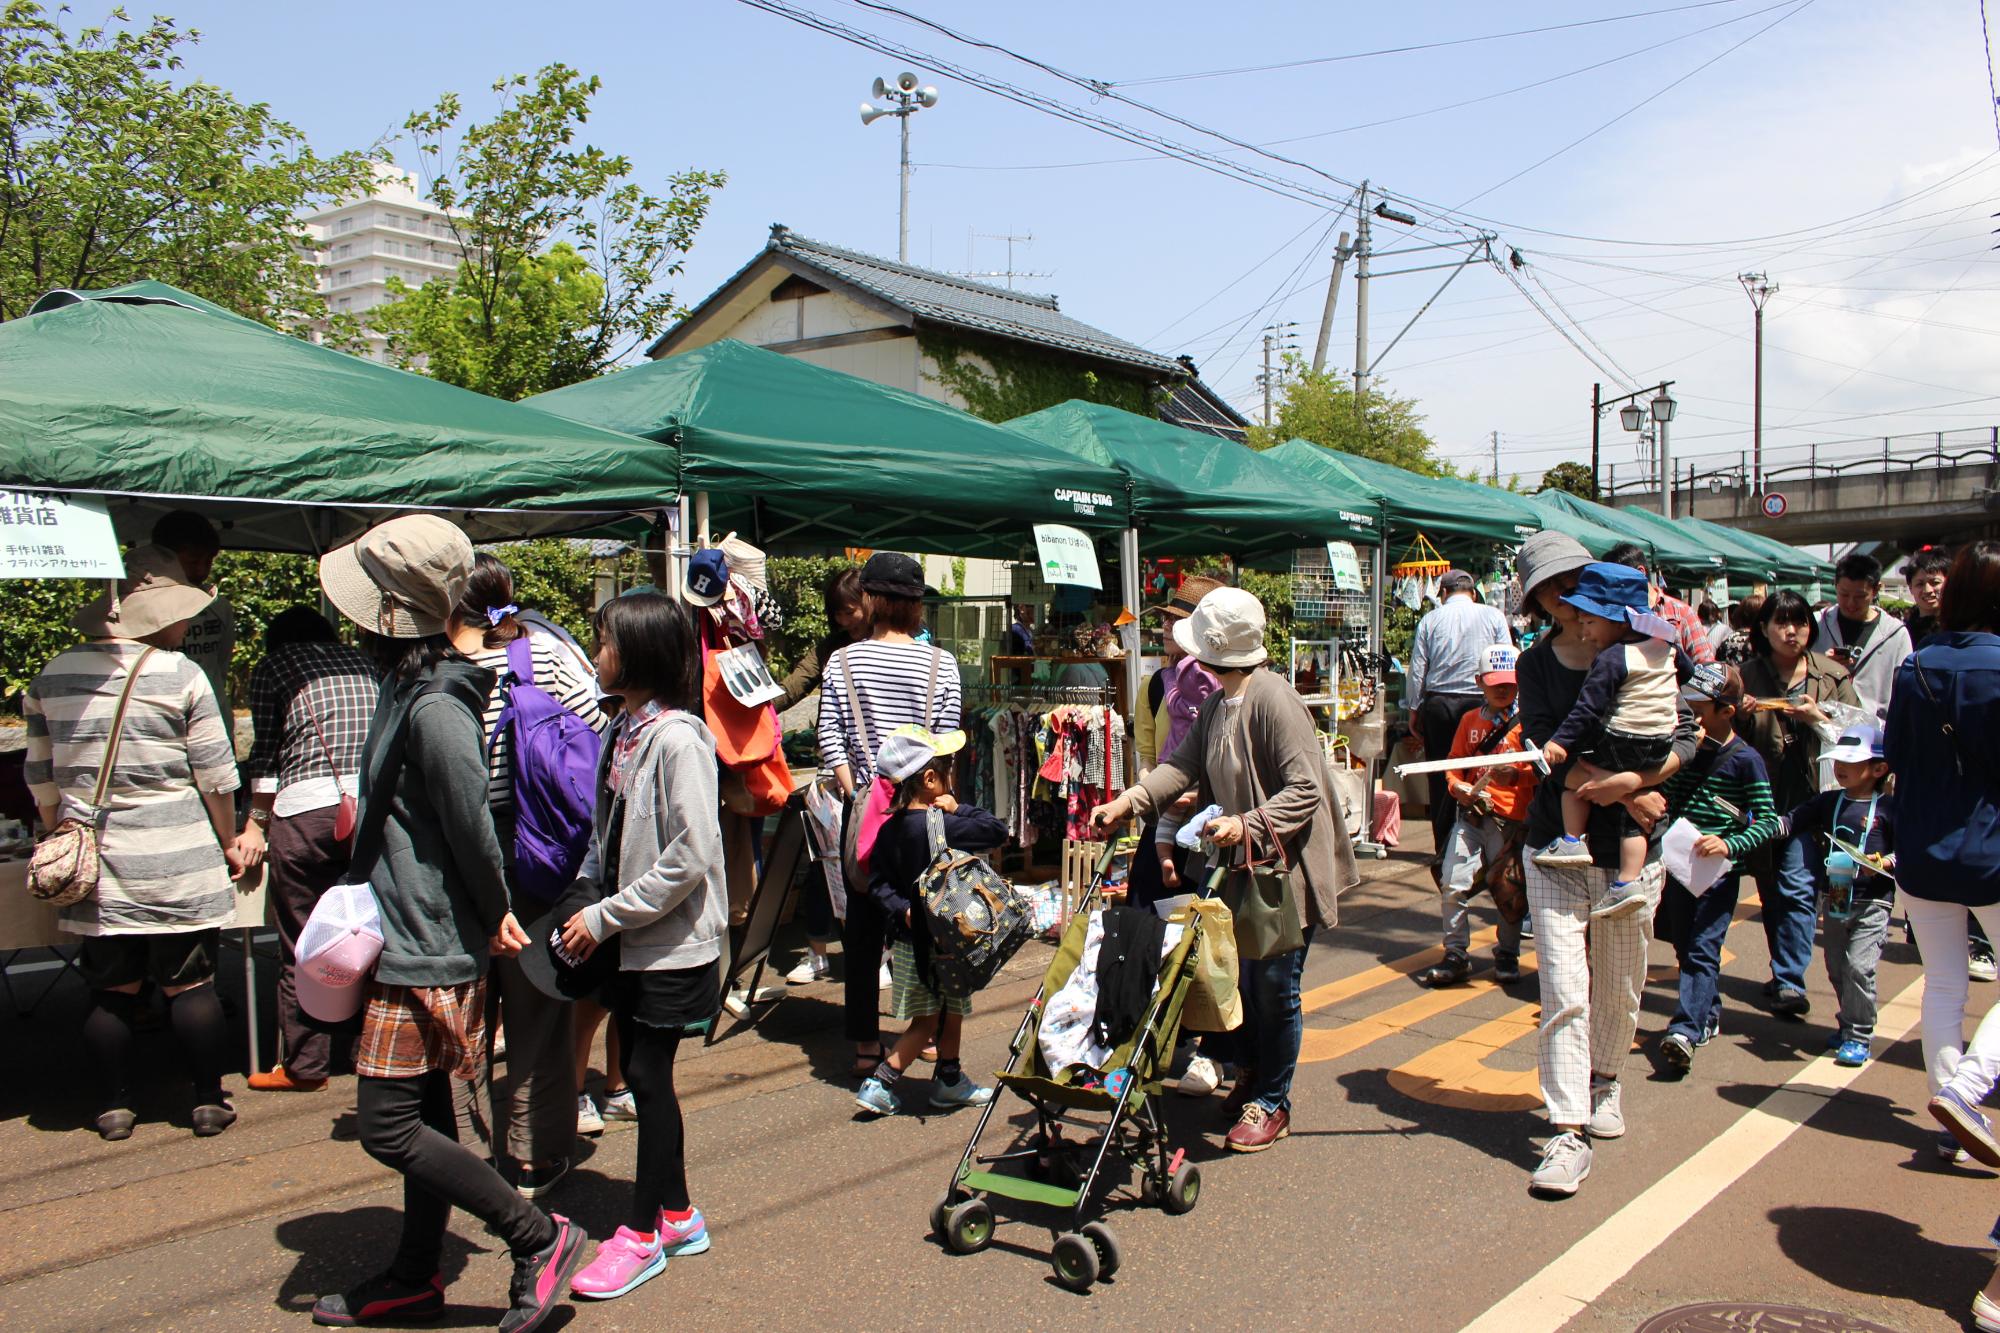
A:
1561;561;1650;625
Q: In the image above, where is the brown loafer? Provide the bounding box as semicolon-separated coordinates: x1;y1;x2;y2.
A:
1226;1104;1290;1153
248;1065;326;1093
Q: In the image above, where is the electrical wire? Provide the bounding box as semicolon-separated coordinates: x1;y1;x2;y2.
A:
1983;0;2000;148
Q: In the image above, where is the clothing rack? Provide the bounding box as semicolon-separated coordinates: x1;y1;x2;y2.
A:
963;681;1119;707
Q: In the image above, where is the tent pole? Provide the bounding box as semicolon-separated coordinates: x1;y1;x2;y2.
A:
694;491;711;549
674;497;691;592
1118;527;1142;743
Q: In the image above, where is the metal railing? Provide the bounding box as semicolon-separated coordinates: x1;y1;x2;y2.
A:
1605;425;2000;501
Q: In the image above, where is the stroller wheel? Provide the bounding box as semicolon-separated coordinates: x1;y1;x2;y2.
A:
944;1198;994;1255
1163;1162;1201;1215
1080;1221;1122;1278
1051;1231;1100;1292
931;1194;953;1240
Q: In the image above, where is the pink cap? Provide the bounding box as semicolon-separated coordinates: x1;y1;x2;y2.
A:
295;883;384;1023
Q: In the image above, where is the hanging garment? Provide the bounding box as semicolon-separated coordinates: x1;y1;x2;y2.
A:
1091;906;1170;1050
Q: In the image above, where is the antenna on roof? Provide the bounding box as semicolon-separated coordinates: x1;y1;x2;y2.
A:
948;230;1052;290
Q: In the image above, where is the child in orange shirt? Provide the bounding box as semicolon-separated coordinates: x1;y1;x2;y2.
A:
1415;644;1539;988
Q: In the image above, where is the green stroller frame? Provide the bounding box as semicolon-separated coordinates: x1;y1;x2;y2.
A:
930;842;1215;1292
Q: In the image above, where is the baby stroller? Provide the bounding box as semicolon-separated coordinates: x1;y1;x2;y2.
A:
931;841;1210;1291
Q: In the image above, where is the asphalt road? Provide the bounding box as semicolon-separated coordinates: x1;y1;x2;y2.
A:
0;832;1992;1332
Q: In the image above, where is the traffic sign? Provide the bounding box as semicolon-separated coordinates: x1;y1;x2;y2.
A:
1761;492;1788;518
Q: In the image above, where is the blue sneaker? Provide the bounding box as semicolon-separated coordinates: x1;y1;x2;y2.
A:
1931;1086;2000;1167
1833;1038;1870;1067
855;1075;901;1117
928;1072;996;1109
1697;1015;1720;1047
1825;1030;1846;1052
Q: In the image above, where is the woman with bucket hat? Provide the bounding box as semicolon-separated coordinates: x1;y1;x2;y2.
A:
1511;532;1699;1200
1090;585;1357;1153
308;515;583;1333
25;544;247;1141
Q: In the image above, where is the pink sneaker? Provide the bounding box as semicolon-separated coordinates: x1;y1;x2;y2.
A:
570;1226;666;1301
657;1207;712;1257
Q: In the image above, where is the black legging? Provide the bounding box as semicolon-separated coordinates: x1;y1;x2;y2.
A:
356;1071;553;1282
84;984;228;1113
842;894;888;1045
616;1015;690;1230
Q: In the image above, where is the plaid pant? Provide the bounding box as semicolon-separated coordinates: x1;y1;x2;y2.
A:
1527;858;1660;1126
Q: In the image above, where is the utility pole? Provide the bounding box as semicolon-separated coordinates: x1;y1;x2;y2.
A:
1352;181;1372;412
1262;332;1275;427
860;75;940;263
1490;430;1500;486
1590;381;1602;499
1310;230;1352;375
1739;272;1777;492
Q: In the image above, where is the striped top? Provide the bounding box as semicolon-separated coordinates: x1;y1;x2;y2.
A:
817;640;961;784
24;640;240;935
470;634;607;829
1662;733;1781;859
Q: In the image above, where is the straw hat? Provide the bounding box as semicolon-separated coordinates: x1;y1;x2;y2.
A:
1153;572;1227;619
72;544;215;640
1172;586;1269;669
718;532;768;591
319;515;474;639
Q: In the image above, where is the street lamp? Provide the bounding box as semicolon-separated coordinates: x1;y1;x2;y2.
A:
859;72;940;263
1739;272;1777;493
1650;391;1676;518
1619;403;1644;432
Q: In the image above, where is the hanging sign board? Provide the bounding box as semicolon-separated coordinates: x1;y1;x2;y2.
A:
1032;523;1102;590
1325;541;1365;594
0;491;124;579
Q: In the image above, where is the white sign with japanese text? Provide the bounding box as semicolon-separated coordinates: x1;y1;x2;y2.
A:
1032;523;1103;590
0;491;124;579
1325;541;1365;593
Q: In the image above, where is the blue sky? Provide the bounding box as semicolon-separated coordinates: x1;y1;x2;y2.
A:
165;0;1998;484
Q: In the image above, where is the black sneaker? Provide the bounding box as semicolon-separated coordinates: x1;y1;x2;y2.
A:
1770;985;1811;1018
1660;1032;1694;1073
1696;1015;1720;1047
515;1157;569;1200
498;1214;585;1333
1414;950;1472;989
1493;952;1524;984
311;1273;445;1326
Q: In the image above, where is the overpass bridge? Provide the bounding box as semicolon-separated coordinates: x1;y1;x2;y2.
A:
1603;426;2000;547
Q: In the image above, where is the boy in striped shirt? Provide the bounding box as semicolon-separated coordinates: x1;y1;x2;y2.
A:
1658;663;1782;1073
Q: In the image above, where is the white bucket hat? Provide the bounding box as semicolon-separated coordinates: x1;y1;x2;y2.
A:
1172;586;1268;669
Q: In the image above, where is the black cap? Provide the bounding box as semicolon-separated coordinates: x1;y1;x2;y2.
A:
860;551;925;599
518;879;621;1002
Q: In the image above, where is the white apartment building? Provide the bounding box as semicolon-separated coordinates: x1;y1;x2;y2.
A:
305;163;466;360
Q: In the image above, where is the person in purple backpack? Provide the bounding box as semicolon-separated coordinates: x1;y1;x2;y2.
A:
454;555;607;1200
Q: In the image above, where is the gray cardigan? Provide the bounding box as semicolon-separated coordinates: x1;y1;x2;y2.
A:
578;709;728;971
355;661;510;989
1128;669;1358;930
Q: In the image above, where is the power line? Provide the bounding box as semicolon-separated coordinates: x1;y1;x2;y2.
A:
1108;0;1764;86
1983;0;2000;147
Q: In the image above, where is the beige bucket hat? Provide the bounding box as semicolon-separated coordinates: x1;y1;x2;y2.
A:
72;544;216;640
319;514;474;639
1172;586;1269;669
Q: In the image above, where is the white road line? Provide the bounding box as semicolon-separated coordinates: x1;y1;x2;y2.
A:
1462;976;1928;1333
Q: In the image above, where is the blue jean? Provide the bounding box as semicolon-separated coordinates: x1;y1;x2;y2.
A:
1232;926;1315;1113
1756;835;1818;992
1660;874;1741;1041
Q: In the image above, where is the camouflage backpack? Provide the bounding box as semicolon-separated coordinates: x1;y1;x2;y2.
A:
918;807;1031;998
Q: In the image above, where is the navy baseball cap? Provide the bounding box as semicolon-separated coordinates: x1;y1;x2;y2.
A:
684;547;730;607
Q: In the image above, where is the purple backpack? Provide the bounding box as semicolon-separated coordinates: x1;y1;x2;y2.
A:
492;636;602;902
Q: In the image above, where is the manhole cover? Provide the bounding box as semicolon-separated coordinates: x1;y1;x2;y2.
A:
1636;1304;1901;1333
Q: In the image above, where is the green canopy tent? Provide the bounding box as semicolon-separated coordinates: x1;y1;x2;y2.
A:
1264;438;1538;550
1002;402;1382;558
1529;490;1728;585
1686;518;1827;585
0;282;679;551
527;340;1132;558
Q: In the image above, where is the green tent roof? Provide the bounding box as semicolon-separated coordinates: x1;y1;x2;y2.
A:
1264;439;1546;549
1684;517;1826;582
1530;490;1730;583
529;340;1131;557
1003;402;1380;555
0;282;676;551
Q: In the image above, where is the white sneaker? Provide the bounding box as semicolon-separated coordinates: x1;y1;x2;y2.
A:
575;1093;605;1137
1973;949;1998;983
600;1088;638;1121
1177;1055;1222;1097
879;961;893;990
786;951;831;985
1587;1077;1625;1139
1529;1130;1592;1197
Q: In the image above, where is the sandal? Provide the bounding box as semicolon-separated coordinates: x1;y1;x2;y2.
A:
851;1044;888;1079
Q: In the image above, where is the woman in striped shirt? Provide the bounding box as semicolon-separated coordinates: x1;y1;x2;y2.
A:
25;544;246;1141
818;552;959;1076
454;554;607;1199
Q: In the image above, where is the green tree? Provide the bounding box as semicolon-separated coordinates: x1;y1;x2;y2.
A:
1244;355;1451;476
0;3;372;325
390;64;724;398
1538;460;1598;499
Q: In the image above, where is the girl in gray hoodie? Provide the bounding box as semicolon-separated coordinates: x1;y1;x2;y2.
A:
560;593;727;1301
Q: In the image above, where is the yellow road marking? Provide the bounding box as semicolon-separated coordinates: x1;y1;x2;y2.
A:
1386;1004;1545;1111
1300;926;1504;1013
1460;976;1928;1333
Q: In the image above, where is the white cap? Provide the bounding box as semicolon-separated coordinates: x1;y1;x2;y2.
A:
295;882;385;1023
1171;586;1269;669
